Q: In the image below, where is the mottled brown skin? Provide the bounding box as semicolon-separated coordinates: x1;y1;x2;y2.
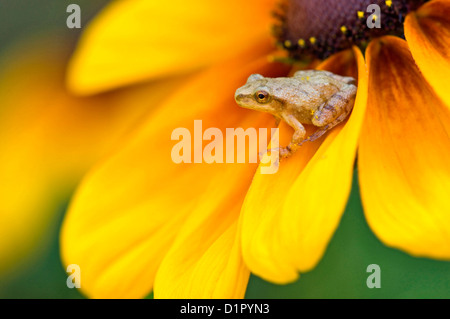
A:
235;70;357;158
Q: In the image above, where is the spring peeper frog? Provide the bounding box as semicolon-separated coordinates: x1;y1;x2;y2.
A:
235;70;357;158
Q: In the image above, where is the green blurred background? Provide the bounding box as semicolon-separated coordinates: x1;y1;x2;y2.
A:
0;0;448;299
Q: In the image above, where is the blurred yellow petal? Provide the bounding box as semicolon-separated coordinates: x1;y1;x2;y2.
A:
359;36;450;259
241;47;368;283
405;0;450;108
0;35;178;275
67;0;276;95
61;40;285;298
154;178;249;299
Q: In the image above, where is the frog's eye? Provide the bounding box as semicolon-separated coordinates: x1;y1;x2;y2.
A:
255;90;271;104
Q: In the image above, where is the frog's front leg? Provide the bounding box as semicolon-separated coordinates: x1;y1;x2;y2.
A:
265;114;305;158
274;115;282;127
309;83;357;141
279;114;306;158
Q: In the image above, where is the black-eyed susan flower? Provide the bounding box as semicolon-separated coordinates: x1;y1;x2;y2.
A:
61;0;450;298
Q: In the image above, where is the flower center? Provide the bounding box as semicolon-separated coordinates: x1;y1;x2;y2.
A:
273;0;429;60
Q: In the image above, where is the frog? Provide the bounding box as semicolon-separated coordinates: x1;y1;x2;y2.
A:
234;70;357;158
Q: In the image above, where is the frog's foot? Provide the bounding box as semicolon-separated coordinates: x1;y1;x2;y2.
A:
279;146;292;159
292;130;327;148
259;146;291;160
260;149;281;169
259;147;282;157
259;148;273;158
304;125;331;143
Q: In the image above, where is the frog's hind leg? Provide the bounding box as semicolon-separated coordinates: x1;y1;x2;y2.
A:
307;83;357;142
306;106;351;143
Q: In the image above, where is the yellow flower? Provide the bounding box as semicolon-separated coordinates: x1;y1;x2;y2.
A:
61;0;450;298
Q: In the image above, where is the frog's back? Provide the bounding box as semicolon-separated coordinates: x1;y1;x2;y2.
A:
293;69;355;86
293;69;354;104
278;70;353;124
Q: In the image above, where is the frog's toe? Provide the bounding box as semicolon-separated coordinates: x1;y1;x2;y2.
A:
279;146;293;159
259;147;278;158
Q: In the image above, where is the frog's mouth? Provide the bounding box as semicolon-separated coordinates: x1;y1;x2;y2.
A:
273;0;429;60
235;93;271;113
234;93;251;107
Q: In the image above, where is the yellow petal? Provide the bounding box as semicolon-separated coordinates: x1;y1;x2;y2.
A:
359;36;450;259
241;47;368;283
61;41;283;298
0;35;171;275
154;182;249;299
405;0;450;108
67;0;276;95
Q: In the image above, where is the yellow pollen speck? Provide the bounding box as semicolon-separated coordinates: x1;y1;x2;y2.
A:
301;77;305;81
309;37;316;45
385;0;392;7
373;14;378;21
306;76;310;81
310;110;315;115
357;11;365;19
284;40;292;48
340;26;347;34
298;38;305;47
